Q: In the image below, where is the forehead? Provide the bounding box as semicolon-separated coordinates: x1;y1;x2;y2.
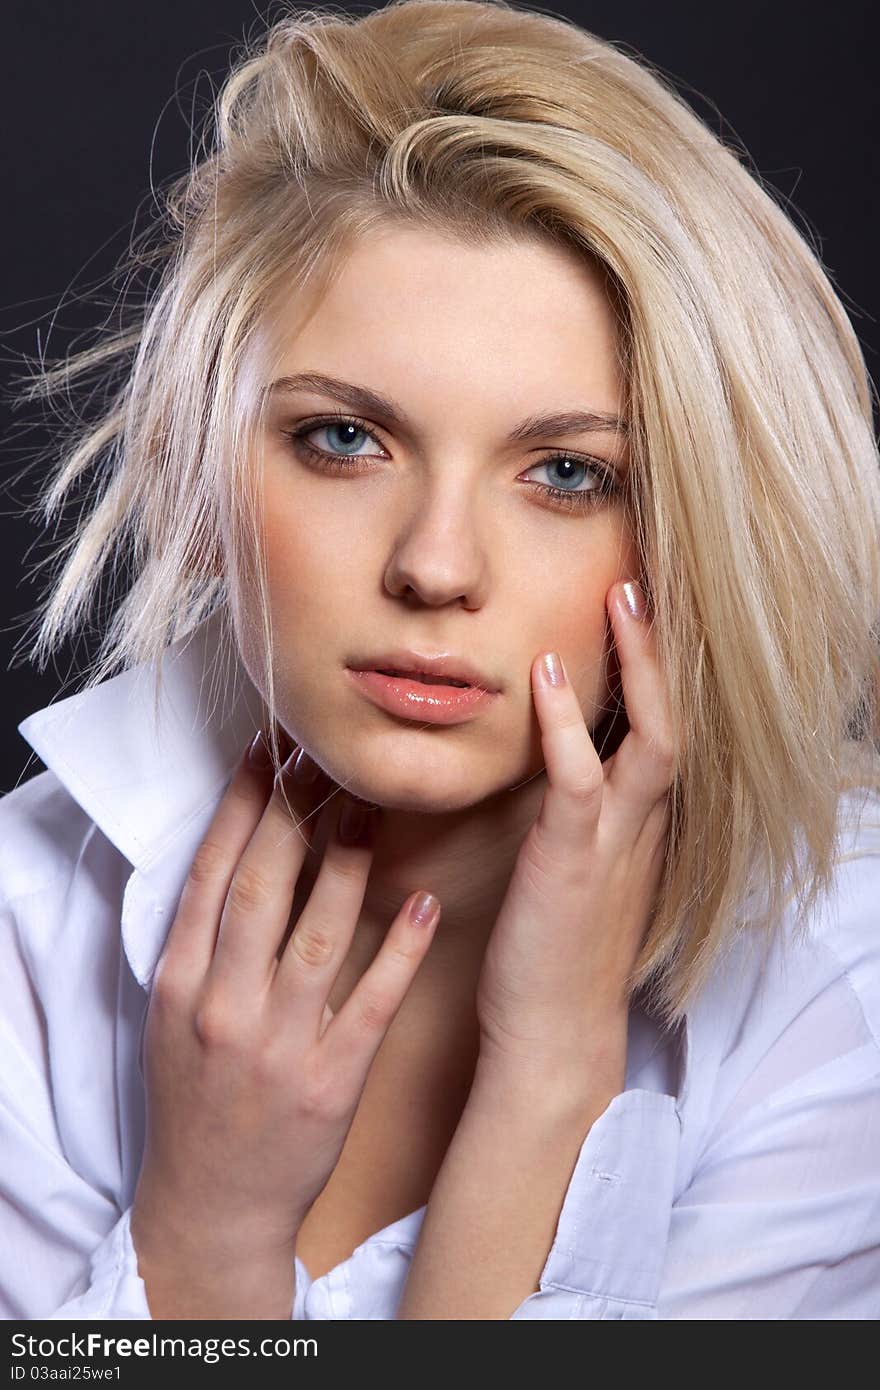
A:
260;225;624;426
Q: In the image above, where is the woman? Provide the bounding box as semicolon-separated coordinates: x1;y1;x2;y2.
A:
2;0;879;1320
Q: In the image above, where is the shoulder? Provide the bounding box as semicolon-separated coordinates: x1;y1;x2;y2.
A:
800;783;880;1049
661;787;880;1316
743;783;878;1038
0;770;96;908
682;786;880;1128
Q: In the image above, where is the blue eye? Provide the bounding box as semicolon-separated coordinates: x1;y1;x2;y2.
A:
517;453;614;508
309;420;375;455
285;414;620;514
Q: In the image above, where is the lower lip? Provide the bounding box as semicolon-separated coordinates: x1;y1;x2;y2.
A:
346;669;499;724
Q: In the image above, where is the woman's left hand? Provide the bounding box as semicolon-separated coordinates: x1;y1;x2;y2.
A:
474;579;676;1087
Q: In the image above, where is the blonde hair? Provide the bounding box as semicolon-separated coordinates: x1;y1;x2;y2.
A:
9;0;880;1029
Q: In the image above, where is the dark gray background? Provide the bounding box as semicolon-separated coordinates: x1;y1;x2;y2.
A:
2;0;877;791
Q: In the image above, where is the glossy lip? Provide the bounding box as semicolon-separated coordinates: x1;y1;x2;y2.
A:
345;668;499;725
348;649;502;693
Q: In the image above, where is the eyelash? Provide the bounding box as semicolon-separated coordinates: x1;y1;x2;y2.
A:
282;412;621;513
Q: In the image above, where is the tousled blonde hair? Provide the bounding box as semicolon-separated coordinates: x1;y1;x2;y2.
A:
10;0;880;1028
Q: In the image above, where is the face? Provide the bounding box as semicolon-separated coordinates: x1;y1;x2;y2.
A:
231;223;639;813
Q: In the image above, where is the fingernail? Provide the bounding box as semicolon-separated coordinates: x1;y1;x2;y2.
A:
622;581;647;621
247;730;273;768
540;652;566;688
338;797;371;845
292;747;321;786
409;891;439;928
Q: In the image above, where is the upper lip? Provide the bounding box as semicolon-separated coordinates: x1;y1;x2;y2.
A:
349;650;502;693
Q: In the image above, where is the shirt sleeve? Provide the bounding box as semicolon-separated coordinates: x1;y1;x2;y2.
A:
511;958;880;1319
45;1209;152;1319
657;986;880;1318
510;1089;682;1319
50;1210;301;1320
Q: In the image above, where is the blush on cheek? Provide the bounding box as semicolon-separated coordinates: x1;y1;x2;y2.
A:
559;606;610;684
558;612;618;734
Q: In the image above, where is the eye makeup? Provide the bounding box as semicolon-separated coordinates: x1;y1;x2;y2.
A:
280;411;623;515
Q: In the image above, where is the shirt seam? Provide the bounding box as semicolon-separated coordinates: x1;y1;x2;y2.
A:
840;966;880;1055
140;780;232;872
366;1238;418;1250
0;872;90;916
813;935;880;1056
16;727;152;865
348;1246;660;1310
539;1279;654;1308
97;1213;126;1318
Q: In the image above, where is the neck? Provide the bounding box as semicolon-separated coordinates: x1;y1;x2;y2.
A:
295;771;548;1006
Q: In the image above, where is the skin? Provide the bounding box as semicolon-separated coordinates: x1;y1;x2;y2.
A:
234;223;639;1024
131;223;675;1318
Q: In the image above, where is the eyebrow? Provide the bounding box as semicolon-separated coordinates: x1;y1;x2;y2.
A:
265;371;630;441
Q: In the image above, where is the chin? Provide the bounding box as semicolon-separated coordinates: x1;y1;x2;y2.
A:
322;753;511;817
376;788;491;815
358;778;493;817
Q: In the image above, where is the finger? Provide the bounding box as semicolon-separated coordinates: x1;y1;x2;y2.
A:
529;650;605;851
206;749;341;997
603;581;676;812
319;888;440;1092
269;794;381;1038
155;732;293;988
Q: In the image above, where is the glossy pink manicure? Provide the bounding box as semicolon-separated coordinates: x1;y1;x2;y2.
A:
540;652;566;688
622;581;647;621
410;891;439;928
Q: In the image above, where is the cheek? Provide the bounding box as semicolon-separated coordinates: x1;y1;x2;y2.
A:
519;518;637;695
525;607;611;719
226;472;357;697
261;488;364;631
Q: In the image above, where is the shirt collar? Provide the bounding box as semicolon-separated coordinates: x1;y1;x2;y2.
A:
17;608;265;880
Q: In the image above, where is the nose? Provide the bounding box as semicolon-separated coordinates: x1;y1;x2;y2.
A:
383;477;490;609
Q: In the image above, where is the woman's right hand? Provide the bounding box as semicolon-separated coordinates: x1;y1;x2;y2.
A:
129;730;441;1319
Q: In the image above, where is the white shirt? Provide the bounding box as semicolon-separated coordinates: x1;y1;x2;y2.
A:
2;609;879;1321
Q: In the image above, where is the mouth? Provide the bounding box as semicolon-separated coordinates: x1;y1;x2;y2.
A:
349;650;501;694
345;657;501;725
373;667;471;688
